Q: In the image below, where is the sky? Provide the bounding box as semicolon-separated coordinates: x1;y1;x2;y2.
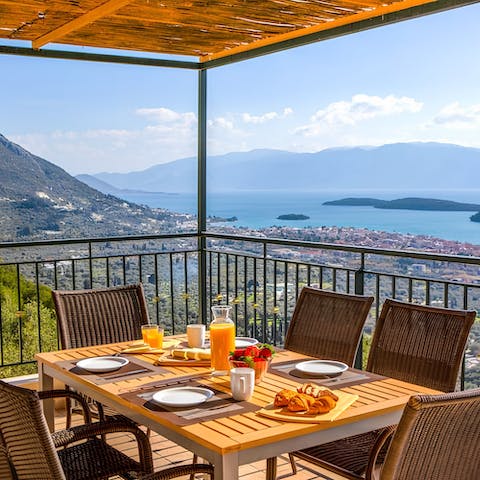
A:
1;3;480;175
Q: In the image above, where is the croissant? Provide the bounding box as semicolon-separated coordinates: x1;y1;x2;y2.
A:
297;383;339;402
274;389;297;407
306;395;337;414
287;393;316;412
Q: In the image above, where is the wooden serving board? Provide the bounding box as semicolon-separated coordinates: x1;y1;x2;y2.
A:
153;357;211;367
257;390;359;423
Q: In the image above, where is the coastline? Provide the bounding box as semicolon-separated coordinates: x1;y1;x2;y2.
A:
120;190;480;247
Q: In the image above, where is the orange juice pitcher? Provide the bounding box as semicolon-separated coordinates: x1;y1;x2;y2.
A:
210;305;235;372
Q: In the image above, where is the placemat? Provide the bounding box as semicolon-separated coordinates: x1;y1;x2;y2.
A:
58;356;167;385
119;374;258;426
270;359;385;388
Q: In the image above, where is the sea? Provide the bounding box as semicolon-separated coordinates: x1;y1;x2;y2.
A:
120;189;480;246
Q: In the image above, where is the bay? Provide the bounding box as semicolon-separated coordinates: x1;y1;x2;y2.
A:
120;189;480;246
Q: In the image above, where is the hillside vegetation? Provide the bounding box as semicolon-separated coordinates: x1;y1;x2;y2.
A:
0;134;191;241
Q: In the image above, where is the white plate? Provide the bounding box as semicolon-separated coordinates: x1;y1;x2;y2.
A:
235;337;259;348
295;360;348;377
152;387;214;407
76;356;129;373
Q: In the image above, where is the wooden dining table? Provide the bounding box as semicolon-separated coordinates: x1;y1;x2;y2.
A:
35;336;440;480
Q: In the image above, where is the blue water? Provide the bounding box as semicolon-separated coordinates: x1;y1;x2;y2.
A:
120;189;480;245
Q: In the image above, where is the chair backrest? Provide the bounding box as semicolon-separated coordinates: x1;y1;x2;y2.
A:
367;299;476;392
284;287;374;366
0;431;15;480
380;389;480;480
52;283;150;349
0;380;66;480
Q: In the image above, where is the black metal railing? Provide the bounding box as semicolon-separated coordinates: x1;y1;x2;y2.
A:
1;231;480;387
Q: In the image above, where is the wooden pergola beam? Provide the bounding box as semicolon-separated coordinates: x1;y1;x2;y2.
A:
32;0;133;50
200;0;438;62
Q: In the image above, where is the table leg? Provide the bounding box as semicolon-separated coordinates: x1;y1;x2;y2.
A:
213;452;239;480
266;457;277;480
38;362;55;432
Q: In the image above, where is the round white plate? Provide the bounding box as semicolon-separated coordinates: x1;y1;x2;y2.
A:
152;387;214;408
235;337;259;348
295;360;348;377
76;356;129;373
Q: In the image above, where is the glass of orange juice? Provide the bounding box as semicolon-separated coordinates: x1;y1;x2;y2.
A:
141;324;157;346
150;327;164;349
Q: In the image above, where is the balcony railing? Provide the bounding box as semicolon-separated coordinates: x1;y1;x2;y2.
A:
1;232;479;388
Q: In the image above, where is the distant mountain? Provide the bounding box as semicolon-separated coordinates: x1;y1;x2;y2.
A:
76;174;160;195
86;143;480;193
324;197;480;211
0;134;187;241
75;174;124;195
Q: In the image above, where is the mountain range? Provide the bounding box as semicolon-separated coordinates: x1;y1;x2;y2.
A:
80;142;480;193
4;132;480;241
0;134;188;241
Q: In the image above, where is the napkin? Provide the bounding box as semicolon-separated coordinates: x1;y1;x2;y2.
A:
120;345;165;354
154;347;211;367
119;339;180;354
170;347;211;360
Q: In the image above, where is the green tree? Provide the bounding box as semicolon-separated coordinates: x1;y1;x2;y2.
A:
0;264;57;378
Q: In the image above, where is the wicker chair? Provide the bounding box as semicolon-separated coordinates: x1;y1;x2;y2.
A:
284;287;374;365
52;283;149;350
52;283;150;427
367;388;480;480
53;283;204;475
0;380;214;480
0;430;14;480
266;287;373;478
290;298;476;480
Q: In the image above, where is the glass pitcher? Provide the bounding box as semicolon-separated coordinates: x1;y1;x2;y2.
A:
210;305;235;372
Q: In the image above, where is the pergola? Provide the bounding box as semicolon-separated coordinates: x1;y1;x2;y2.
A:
0;0;478;320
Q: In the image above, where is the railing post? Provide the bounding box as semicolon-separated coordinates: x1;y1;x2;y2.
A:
197;67;208;325
354;253;366;369
354;253;365;296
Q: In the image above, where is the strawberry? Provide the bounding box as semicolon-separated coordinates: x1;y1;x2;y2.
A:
259;347;272;358
244;345;260;358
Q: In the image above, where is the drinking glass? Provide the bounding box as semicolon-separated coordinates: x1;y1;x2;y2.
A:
142;324;158;346
150;327;164;348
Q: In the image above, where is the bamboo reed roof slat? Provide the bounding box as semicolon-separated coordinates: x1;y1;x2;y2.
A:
0;0;476;63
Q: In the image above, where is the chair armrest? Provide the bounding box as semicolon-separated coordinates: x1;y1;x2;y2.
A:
38;389;92;424
365;425;397;480
139;463;214;480
51;416;153;473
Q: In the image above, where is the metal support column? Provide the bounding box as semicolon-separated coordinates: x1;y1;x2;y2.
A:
198;68;208;324
354;253;366;369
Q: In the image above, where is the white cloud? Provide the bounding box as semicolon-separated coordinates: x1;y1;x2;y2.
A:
11;107;200;174
433;102;480;128
136;107;182;122
296;94;423;137
242;107;293;124
208;117;234;130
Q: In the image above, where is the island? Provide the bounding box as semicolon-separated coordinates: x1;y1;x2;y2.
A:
208;215;238;223
277;213;310;220
324;197;480;212
470;212;480;223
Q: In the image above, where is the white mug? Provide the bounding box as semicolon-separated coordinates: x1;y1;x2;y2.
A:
187;324;206;348
230;367;255;401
